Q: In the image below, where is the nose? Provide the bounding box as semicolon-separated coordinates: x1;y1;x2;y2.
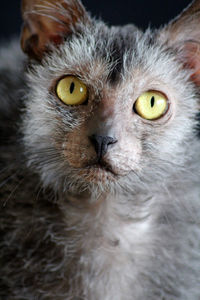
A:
90;134;118;161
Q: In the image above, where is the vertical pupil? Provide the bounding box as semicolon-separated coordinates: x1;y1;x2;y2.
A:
70;82;75;94
150;96;155;107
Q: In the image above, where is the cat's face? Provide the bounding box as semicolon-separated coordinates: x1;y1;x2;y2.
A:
21;0;200;194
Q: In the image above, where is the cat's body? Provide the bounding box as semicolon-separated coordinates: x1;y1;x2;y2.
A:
0;1;200;299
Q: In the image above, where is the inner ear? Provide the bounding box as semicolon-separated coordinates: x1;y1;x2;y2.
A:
21;0;91;61
180;41;200;86
158;0;200;87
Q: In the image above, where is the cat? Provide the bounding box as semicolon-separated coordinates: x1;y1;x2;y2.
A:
0;0;200;299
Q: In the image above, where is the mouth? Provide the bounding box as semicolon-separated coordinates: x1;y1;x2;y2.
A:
77;160;118;183
93;160;117;175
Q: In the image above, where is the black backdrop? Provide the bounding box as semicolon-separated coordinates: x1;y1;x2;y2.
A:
0;0;191;40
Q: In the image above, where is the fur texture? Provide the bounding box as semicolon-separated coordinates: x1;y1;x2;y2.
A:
0;1;200;299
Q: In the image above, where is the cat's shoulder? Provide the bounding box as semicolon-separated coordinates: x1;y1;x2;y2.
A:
0;38;26;119
0;39;27;190
0;38;27;149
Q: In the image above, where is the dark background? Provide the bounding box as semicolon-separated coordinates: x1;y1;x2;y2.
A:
0;0;191;40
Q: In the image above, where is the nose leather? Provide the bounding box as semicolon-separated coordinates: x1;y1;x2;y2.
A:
90;135;117;161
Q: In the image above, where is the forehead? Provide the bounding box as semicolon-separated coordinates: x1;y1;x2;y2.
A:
89;24;142;82
37;22;183;100
55;23;175;85
47;23;144;81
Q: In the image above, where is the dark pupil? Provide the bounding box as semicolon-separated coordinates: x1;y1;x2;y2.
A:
70;82;75;94
150;96;155;108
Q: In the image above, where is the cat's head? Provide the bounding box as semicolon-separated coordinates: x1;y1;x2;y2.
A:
21;0;200;194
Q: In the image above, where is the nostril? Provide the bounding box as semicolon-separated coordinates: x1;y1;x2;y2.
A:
106;136;118;146
90;134;118;160
90;135;101;158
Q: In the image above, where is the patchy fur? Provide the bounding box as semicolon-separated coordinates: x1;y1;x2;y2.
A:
0;1;200;299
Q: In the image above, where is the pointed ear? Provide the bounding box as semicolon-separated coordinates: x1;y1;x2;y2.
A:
159;0;200;86
21;0;91;61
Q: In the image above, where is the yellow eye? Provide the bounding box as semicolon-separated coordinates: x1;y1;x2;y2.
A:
56;76;88;105
134;91;168;120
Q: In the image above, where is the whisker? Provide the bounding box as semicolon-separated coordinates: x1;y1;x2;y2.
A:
2;177;26;207
0;172;19;189
0;164;15;177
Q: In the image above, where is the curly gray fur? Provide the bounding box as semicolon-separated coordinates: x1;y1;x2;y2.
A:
0;1;200;299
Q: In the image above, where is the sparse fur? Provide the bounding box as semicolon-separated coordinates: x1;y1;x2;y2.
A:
0;1;200;299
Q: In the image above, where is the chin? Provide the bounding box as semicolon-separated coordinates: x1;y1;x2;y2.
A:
60;166;119;196
78;165;118;182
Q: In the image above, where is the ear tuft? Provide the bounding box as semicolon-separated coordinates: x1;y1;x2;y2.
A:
21;0;91;61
